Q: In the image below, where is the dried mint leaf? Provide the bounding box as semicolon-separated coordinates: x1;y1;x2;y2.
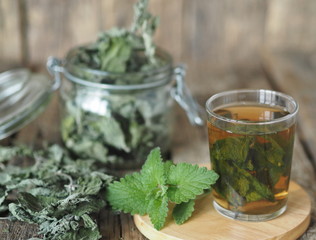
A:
61;0;171;169
0;144;113;240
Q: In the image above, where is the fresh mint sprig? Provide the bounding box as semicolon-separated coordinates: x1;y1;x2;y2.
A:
106;148;219;230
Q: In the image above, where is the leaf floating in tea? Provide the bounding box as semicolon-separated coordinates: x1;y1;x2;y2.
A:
209;104;294;214
212;136;255;169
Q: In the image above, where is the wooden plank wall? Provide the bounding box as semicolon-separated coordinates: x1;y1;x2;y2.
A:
0;0;315;112
0;0;315;133
0;0;21;65
265;0;316;52
0;0;315;73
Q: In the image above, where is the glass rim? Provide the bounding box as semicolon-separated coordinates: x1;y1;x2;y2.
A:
62;45;174;91
205;89;299;126
65;46;173;75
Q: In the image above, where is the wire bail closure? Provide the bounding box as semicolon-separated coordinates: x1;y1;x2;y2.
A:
46;57;63;92
47;57;205;126
171;65;205;126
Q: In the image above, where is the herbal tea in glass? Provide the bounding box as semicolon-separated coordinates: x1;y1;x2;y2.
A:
206;90;298;221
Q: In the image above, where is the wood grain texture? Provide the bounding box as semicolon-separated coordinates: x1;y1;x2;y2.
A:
181;0;268;90
0;220;38;240
14;94;61;146
265;0;316;52
25;0;109;67
0;0;316;71
134;181;311;240
150;0;183;62
98;208;147;240
261;50;316;168
180;0;268;95
1;0;316;74
0;0;21;64
261;50;316;240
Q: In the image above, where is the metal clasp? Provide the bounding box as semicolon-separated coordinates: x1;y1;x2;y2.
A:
171;65;205;126
46;57;63;92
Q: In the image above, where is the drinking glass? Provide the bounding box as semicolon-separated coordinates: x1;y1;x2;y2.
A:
206;89;299;221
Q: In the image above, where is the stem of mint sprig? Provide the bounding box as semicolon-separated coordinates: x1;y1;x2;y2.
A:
106;148;219;230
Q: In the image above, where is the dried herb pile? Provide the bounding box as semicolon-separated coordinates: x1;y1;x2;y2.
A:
0;145;112;240
68;0;164;81
0;145;219;238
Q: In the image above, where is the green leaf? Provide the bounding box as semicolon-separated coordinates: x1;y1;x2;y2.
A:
172;199;195;225
17;192;43;212
99;34;132;73
250;174;275;201
131;0;159;64
0;143;113;239
0;173;11;185
61;115;75;141
236;177;249;197
212;136;254;166
0;145;33;162
72;199;106;216
8;203;34;223
75;176;103;195
81;214;98;229
6;178;45;191
219;160;274;203
129;120;146;148
147;195;169;230
0;189;8;206
254;137;285;167
76;227;101;240
167;163;219;204
163;161;174;176
106;172;148;215
141;148;166;191
98;117;130;152
253;137;286;186
105;148;219;230
269;167;284;186
223;181;245;208
245;191;263;202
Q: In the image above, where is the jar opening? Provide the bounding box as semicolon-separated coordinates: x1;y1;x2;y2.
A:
63;46;174;90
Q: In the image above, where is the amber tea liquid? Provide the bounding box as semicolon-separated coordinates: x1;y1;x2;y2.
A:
208;104;295;217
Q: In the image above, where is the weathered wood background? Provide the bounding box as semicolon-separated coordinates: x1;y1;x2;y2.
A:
1;0;315;79
0;0;316;239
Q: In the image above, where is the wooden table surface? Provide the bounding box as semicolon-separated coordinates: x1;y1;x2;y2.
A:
1;50;316;239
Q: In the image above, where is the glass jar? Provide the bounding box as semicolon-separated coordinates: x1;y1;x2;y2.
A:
0;69;59;141
47;47;203;170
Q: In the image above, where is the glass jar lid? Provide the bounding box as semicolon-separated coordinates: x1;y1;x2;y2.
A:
0;68;59;140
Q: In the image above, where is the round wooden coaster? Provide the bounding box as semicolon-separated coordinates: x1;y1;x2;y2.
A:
134;181;311;240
